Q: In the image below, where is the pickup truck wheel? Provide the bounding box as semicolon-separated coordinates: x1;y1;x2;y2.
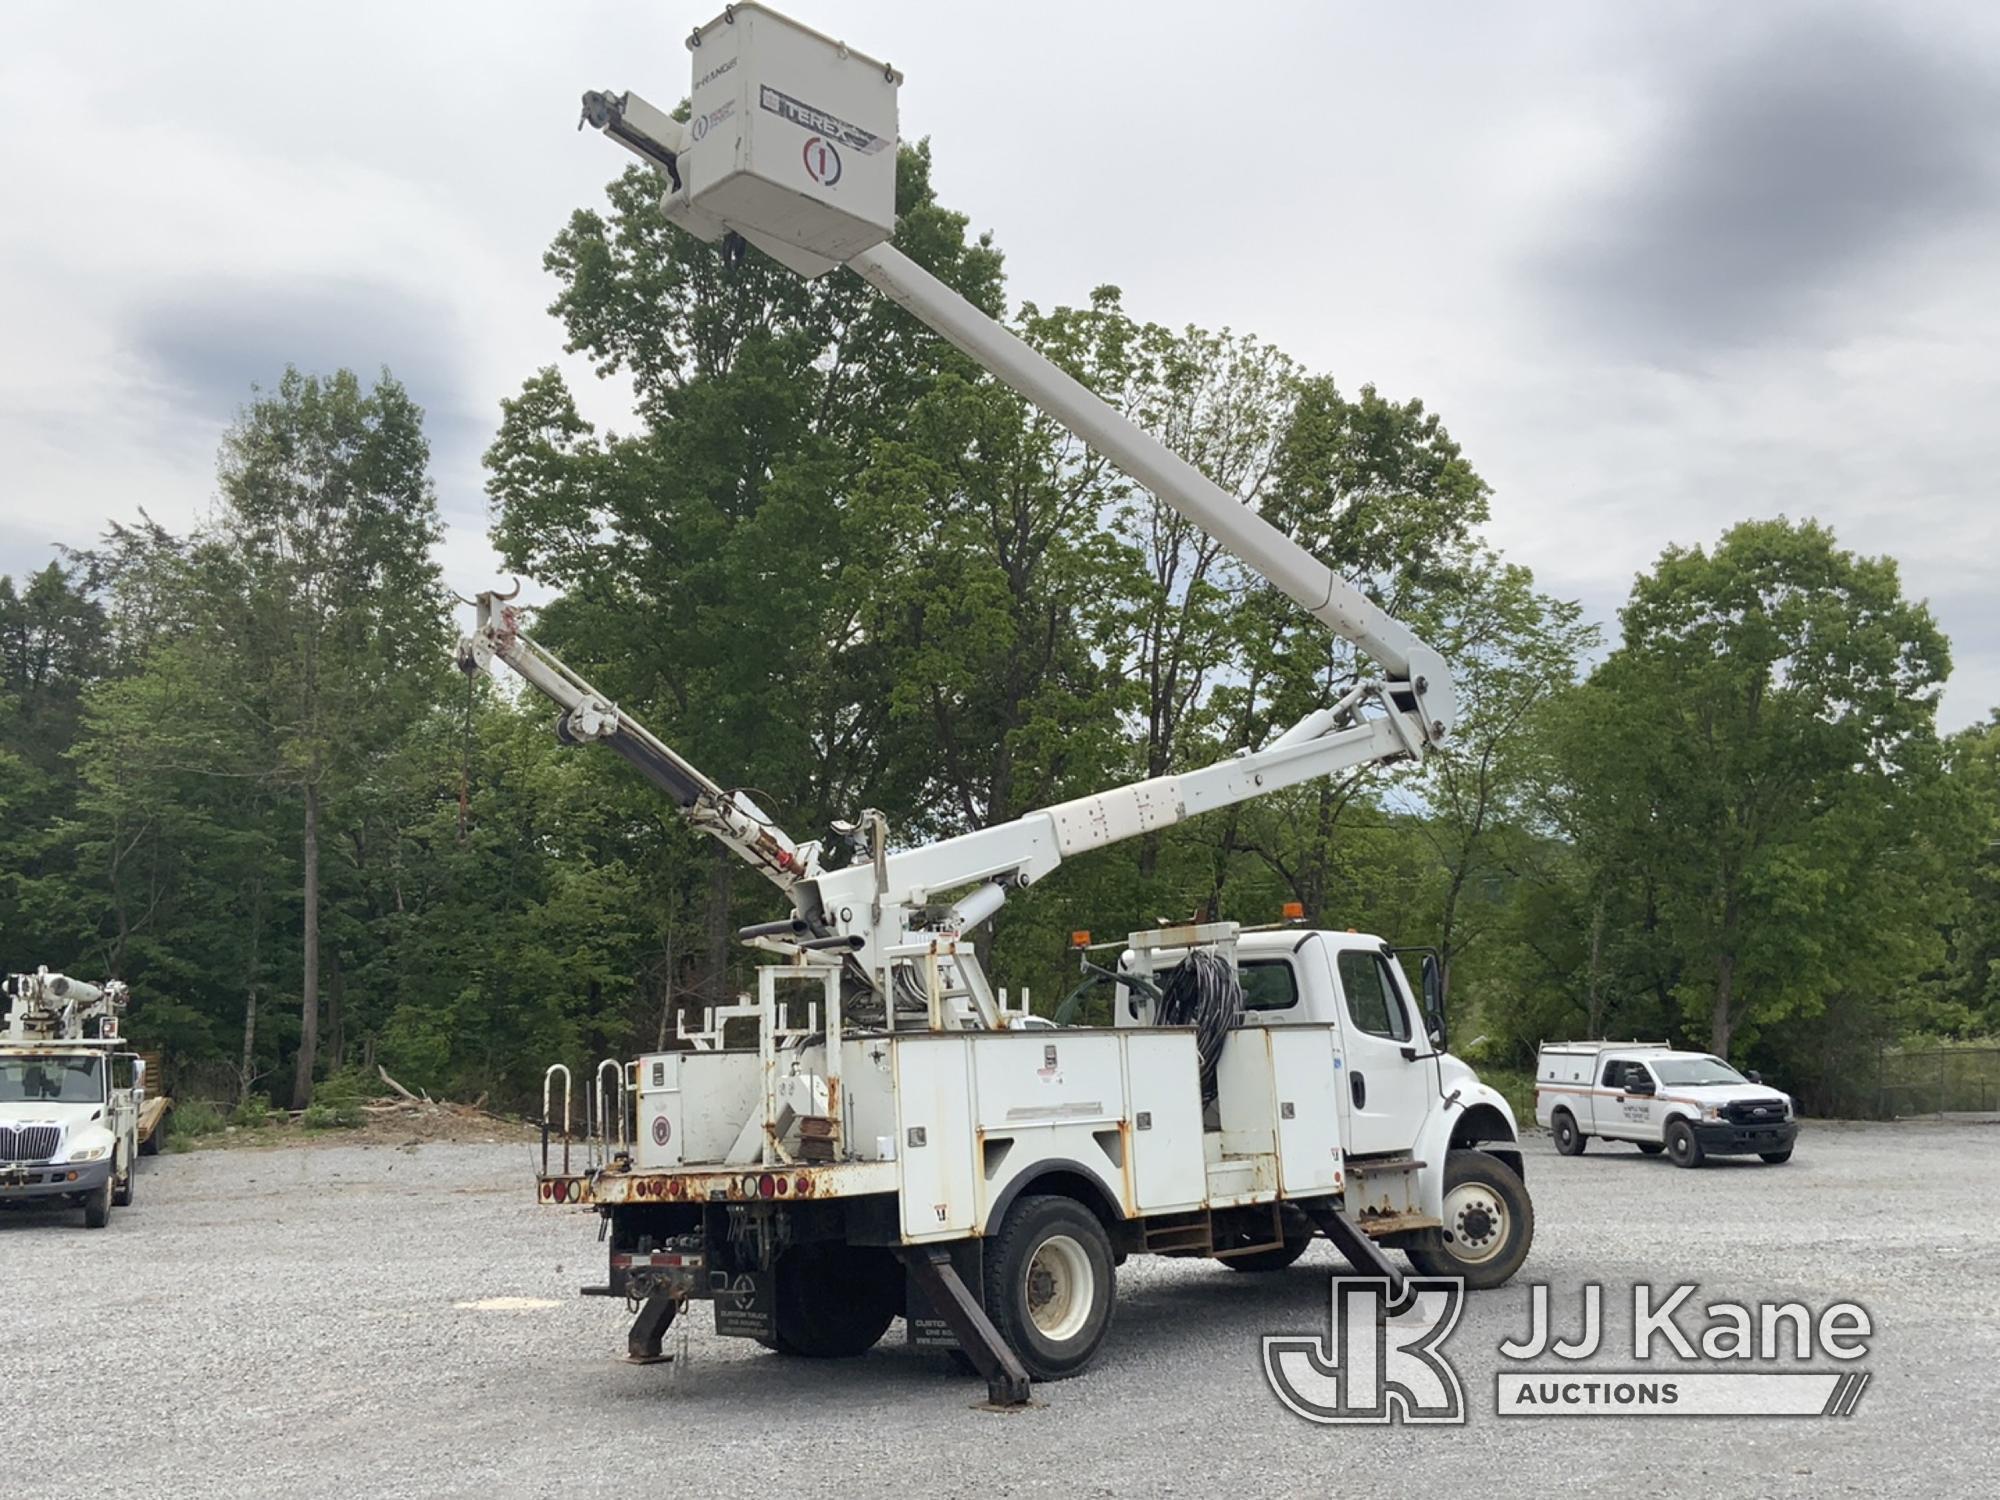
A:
1759;1146;1794;1164
1635;1142;1665;1156
1551;1110;1586;1155
1404;1151;1534;1290
768;1244;900;1358
1665;1119;1705;1168
82;1175;112;1229
985;1194;1116;1380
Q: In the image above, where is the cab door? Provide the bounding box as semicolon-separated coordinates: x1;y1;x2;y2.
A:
1324;943;1438;1157
1598;1056;1657;1141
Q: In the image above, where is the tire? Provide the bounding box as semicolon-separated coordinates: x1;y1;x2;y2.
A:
140;1123;161;1157
1635;1142;1665;1156
984;1194;1116;1381
1221;1234;1314;1273
82;1175;112;1229
1665;1118;1705;1169
1551;1110;1586;1156
767;1243;900;1358
1405;1150;1535;1291
1759;1147;1794;1164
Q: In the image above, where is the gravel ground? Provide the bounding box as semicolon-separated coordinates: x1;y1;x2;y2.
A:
4;1120;1993;1499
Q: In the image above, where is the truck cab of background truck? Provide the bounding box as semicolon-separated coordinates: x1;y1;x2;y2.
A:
1536;1042;1799;1168
0;1044;141;1227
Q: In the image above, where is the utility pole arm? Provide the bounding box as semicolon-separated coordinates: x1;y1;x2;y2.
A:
457;591;817;894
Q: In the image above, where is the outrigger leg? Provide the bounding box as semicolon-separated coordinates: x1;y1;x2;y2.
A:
1299;1200;1405;1293
625;1291;679;1364
898;1246;1032;1407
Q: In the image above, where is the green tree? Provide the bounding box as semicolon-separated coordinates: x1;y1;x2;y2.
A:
196;368;448;1106
1559;518;1953;1058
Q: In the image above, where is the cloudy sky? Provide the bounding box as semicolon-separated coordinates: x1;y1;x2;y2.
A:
2;1;1995;725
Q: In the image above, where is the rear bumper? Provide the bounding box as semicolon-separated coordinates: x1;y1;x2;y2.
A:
0;1158;111;1200
1691;1120;1798;1156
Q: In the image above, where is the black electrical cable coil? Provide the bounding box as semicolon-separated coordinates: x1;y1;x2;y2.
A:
1156;949;1244;1102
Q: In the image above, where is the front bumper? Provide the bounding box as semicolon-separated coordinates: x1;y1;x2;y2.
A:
1691;1119;1798;1156
0;1158;111;1201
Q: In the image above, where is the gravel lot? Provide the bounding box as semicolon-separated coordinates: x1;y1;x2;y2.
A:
5;1120;1992;1499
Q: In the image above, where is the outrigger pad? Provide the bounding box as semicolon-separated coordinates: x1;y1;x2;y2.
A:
897;1246;1032;1407
626;1291;680;1364
1298;1199;1406;1293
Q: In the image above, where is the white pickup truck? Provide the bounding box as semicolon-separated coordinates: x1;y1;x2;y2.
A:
1535;1042;1799;1168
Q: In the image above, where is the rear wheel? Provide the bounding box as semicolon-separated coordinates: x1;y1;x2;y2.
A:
1405;1150;1534;1290
1635;1142;1665;1156
1551;1110;1586;1156
985;1195;1116;1380
767;1243;901;1358
1665;1119;1705;1169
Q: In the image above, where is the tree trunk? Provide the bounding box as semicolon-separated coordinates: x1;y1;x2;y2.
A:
1710;951;1736;1058
294;779;322;1109
327;946;345;1074
240;878;263;1104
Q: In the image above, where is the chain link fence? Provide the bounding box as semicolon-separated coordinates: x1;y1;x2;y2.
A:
1876;1046;2000;1118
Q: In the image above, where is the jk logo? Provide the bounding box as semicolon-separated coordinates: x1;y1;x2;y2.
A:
1262;1277;1467;1424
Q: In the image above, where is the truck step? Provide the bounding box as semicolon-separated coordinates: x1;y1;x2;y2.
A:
1143;1211;1213;1255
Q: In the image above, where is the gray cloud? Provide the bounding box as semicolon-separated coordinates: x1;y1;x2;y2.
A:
1536;11;2000;357
126;276;470;425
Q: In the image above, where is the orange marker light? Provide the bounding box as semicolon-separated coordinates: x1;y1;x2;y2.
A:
1281;902;1305;921
1070;930;1091;948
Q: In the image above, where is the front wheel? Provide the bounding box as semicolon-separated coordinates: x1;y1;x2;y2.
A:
1665;1119;1705;1169
1760;1146;1794;1164
985;1195;1116;1381
82;1175;112;1229
1405;1150;1534;1290
1551;1110;1586;1156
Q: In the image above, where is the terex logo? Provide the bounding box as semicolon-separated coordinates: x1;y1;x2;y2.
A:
1263;1277;1467;1424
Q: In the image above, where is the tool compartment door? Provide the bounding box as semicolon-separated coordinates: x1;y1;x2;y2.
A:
1269;1026;1343;1194
1123;1031;1205;1213
893;1036;977;1242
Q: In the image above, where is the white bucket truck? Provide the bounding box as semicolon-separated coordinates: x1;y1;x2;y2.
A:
1;970;147;1228
462;3;1536;1404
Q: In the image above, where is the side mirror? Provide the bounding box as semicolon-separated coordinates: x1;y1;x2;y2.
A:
1625;1074;1656;1096
1419;953;1447;1051
1745;1070;1762;1085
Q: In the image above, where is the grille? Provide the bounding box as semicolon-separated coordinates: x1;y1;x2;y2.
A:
0;1125;61;1162
1724;1098;1788;1125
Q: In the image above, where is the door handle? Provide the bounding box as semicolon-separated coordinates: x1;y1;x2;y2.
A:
1350;1073;1367;1109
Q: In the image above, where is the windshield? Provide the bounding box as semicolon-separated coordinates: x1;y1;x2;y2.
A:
1651;1056;1749;1087
0;1054;106;1104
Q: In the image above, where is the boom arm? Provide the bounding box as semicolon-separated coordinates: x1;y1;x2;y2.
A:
516;5;1460;1000
456;592;818;894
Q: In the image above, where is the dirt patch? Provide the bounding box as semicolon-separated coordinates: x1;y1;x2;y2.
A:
182;1101;539;1153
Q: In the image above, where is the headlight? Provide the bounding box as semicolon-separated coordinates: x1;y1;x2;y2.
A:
67;1143;110;1162
1702;1106;1725;1121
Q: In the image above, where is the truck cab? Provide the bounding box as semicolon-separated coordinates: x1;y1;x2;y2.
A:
0;1043;143;1226
1536;1042;1798;1168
